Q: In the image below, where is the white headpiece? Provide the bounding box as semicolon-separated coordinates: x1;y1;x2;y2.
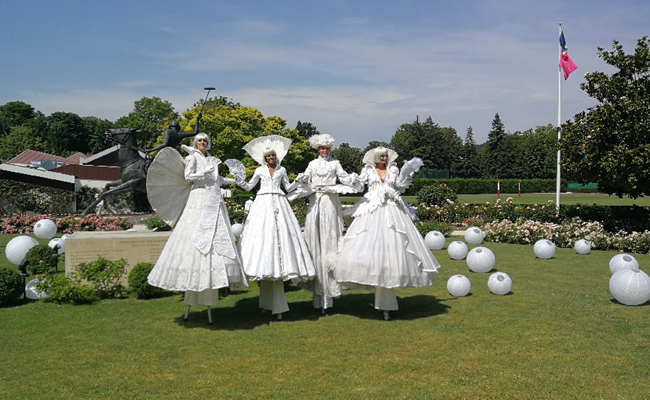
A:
243;135;292;166
308;134;335;149
362;146;398;167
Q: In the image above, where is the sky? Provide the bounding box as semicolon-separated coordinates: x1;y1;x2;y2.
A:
1;0;648;149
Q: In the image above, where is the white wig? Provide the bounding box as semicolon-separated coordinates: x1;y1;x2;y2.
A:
192;133;212;150
362;146;398;167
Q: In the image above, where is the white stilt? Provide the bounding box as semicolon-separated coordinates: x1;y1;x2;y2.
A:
383;311;390;321
322;307;326;315
207;306;213;324
277;313;283;321
184;305;191;321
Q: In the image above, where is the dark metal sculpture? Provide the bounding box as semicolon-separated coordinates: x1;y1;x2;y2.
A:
81;87;214;215
82;128;150;215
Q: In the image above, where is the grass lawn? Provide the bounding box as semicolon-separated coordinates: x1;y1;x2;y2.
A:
1;236;649;399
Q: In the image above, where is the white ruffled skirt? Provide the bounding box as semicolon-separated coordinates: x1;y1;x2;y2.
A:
239;193;316;281
335;201;439;289
148;187;248;294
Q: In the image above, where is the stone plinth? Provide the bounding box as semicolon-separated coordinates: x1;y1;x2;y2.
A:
65;230;171;286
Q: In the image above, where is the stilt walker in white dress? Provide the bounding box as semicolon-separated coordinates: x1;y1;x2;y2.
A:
291;134;359;313
236;135;316;320
334;147;439;321
146;133;248;323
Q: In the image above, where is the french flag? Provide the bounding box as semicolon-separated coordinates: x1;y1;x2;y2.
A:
559;30;578;80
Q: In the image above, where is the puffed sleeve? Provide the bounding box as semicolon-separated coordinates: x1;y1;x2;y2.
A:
184;153;215;181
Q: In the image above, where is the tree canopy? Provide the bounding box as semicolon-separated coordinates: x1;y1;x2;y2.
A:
559;36;650;198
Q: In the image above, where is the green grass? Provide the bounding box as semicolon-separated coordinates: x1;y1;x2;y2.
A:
2;236;649;399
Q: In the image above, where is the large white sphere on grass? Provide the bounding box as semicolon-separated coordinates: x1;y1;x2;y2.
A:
447;274;471;297
48;238;65;255
448;241;469;260
5;236;39;266
33;219;57;239
609;269;650;306
424;231;446;250
534;240;556;259
466;246;495;273
464;227;484;245
488;272;513;295
609;254;639;274
25;278;50;300
231;223;244;238
574;239;591;255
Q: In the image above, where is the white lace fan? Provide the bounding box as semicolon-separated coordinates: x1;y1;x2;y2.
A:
243;135;292;166
146;147;192;228
225;159;246;181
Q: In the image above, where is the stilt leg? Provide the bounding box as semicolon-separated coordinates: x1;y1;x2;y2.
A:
184;305;191;321
277;313;283;321
207;306;213;325
383;311;390;321
322;307;326;315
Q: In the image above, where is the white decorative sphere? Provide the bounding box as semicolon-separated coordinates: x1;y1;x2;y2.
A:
5;236;39;266
447;241;469;260
231;223;244;238
534;239;555;259
424;231;446;250
466;246;496;273
609;254;639;274
33;219;57;239
574;239;591;255
25;278;50;300
609;269;650;306
48;238;65;255
464;227;484;244
488;272;513;295
447;274;471;297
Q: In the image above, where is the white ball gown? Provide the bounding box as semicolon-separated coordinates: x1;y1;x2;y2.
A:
238;164;316;314
335;155;439;312
147;146;248;306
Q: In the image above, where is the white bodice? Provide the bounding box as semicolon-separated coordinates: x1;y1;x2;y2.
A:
239;165;291;195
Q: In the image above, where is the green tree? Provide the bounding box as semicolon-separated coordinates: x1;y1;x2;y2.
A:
295;121;320;138
175;99;313;176
485;113;512;178
115;97;177;149
0;101;40;136
0;125;48;161
456;126;483;178
390;116;462;174
44;112;90;155
331;143;364;173
83;116;115;154
559;37;650;198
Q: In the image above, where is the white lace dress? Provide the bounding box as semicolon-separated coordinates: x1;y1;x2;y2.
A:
147;148;248;306
335;164;439;290
298;157;357;309
238;165;316;282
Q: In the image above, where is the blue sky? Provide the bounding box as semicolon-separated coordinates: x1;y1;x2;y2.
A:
1;0;648;148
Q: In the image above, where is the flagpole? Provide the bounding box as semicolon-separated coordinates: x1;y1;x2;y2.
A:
556;22;563;214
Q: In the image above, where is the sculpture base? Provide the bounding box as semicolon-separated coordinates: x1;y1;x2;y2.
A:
65;230;171;286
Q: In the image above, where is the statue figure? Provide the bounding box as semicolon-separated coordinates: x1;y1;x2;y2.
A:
145;115;202;153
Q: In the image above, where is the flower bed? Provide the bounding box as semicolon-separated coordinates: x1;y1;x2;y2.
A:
0;214;133;234
483;217;650;253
